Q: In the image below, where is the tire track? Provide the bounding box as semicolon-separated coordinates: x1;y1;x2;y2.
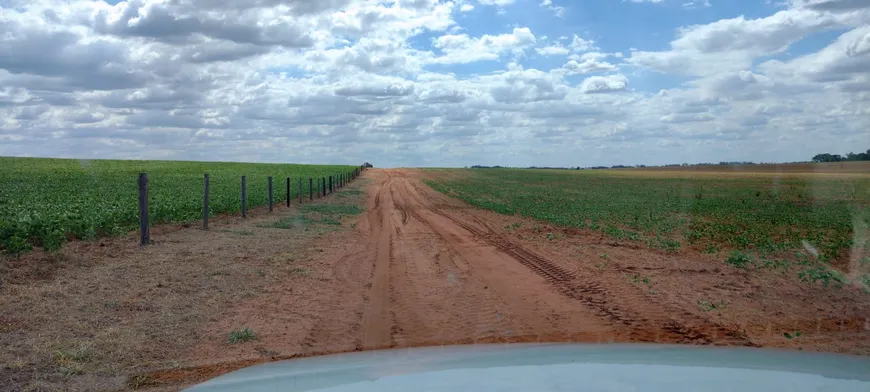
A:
404;174;753;346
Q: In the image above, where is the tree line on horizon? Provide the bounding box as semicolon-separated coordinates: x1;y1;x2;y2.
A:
811;148;870;163
467;147;870;170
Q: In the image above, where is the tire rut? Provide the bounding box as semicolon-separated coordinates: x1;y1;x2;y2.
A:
412;182;753;346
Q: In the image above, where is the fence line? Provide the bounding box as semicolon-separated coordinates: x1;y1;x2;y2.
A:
203;174;210;230
136;165;367;245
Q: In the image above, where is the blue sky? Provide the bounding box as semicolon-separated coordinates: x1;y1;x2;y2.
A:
0;0;868;167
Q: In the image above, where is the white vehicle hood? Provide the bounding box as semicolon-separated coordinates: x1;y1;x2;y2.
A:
184;343;870;392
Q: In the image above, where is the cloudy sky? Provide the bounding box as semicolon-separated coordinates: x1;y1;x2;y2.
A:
1;0;868;167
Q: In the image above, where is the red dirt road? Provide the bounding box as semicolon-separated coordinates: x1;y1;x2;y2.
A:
330;169;752;348
148;168;869;388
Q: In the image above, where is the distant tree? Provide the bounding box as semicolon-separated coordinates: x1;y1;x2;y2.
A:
812;149;869;162
812;153;841;163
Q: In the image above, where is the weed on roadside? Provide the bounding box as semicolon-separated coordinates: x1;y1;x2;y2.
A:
798;266;845;288
260;216;312;230
698;299;728;312
228;328;256;344
52;341;94;375
756;257;791;271
220;229;254;236
301;204;363;215
335;189;364;198
545;232;564;241
725;251;751;270
858;275;870;294
503;222;521;232
129;374;157;389
289;267;312;277
647;237;681;253
783;331;802;339
321;217;342;226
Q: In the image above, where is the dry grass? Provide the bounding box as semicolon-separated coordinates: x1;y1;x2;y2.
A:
0;181;368;392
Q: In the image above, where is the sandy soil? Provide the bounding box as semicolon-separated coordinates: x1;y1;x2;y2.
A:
3;168;869;391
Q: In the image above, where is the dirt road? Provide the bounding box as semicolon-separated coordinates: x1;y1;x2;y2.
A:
108;168;870;388
258;169;755;355
177;168;867;381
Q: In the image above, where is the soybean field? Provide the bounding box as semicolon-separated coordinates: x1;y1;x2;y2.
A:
0;157;356;253
425;167;870;265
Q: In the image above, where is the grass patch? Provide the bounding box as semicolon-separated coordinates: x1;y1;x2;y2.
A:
725;250;751;269
260;216;313;230
289;267;312;277
336;189;364;197
228;327;256;344
798;266;845;288
52;341;94;375
704;244;721;254
219;229;254;236
300;204;363;215
321;217;342;226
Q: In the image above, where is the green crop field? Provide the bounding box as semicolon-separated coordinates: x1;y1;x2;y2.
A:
0;157;356;254
425;168;870;265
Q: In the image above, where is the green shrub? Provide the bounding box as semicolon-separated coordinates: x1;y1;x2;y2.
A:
725;251;751;269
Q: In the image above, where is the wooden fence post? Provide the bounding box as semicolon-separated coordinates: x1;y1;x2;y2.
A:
241;175;247;218
268;176;273;212
329;176;333;194
139;173;149;246
203;173;209;230
309;178;313;201
286;177;291;207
